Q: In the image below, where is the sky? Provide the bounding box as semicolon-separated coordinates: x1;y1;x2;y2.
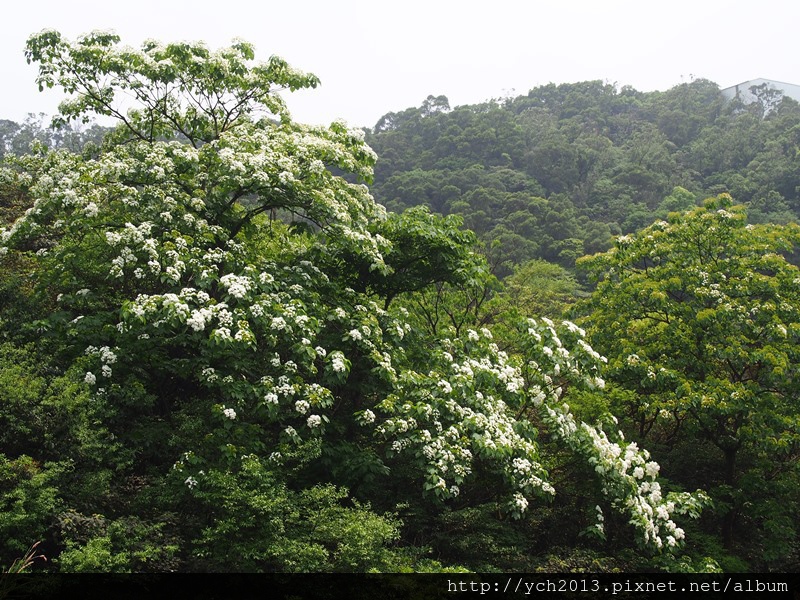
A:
2;0;799;129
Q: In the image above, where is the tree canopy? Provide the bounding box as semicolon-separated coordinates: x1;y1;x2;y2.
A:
0;31;714;572
579;195;800;569
365;80;800;273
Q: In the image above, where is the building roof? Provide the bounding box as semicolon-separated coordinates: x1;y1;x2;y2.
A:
720;78;800;105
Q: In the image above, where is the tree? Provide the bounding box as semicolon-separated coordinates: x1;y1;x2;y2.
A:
656;186;697;217
1;31;706;571
748;83;784;118
497;259;585;319
579;195;800;568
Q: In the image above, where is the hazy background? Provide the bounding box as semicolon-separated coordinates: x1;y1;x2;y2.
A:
2;0;798;128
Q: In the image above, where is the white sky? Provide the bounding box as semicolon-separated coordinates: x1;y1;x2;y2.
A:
2;0;798;129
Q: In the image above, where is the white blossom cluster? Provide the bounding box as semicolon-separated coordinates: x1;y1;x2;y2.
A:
524;318;708;549
219;274;253;299
0;119;403;454
374;337;550;515
367;316;707;542
543;401;703;552
83;345;119;383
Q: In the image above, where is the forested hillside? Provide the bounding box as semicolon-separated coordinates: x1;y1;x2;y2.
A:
1;33;798;576
364;83;800;572
366;81;800;273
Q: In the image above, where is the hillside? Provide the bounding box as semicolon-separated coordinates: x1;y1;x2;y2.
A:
2;56;799;575
366;80;800;273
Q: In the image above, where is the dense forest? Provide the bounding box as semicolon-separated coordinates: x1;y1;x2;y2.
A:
0;32;798;575
366;81;800;274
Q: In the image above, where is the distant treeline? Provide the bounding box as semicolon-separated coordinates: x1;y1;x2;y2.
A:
0;114;108;157
365;80;800;273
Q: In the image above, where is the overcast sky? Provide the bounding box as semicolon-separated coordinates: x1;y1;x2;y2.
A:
2;0;798;129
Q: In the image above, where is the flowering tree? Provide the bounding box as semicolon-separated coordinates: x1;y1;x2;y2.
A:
579;195;800;567
0;31;706;570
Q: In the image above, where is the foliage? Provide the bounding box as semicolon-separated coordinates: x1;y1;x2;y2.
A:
187;462;405;572
0;31;713;572
579;195;800;569
366;80;800;275
495;259;585;319
0;455;63;566
317;205;488;311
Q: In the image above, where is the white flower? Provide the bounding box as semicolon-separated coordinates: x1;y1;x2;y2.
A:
214;327;232;341
562;320;585;336
348;328;363;341
530;386;546;406
295;399;310;414
184;476;198;489
187;309;210;331
101;365;112;378
222;407;237;420
512;457;532;474
307;414;322;428
84;372;96;385
99;347;117;364
105;231;122;246
331;353;347;373
362;409;376;424
220;274;251;299
264;392;279;404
